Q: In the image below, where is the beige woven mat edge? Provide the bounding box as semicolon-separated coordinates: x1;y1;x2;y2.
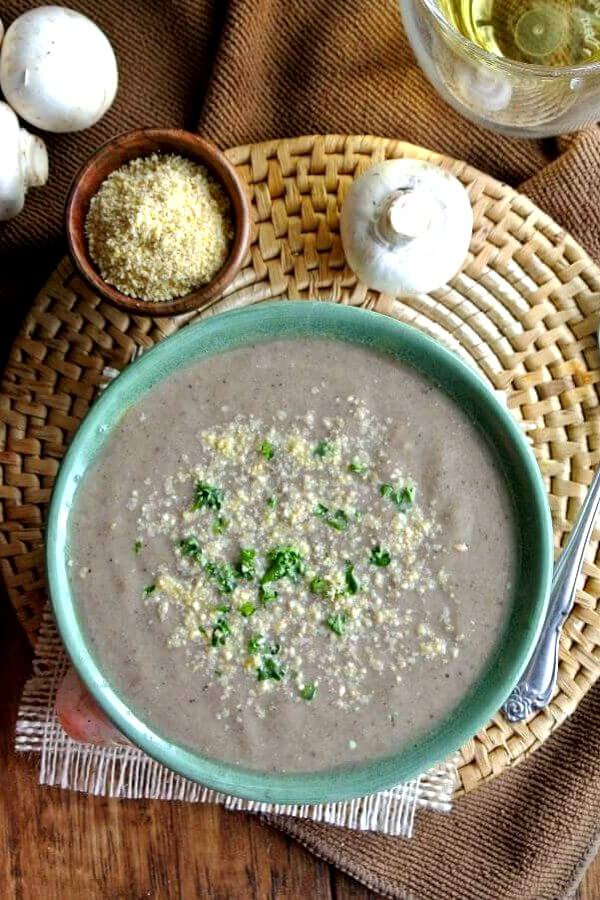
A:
2;133;600;795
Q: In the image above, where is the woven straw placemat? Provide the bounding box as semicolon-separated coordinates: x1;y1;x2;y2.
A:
2;133;600;796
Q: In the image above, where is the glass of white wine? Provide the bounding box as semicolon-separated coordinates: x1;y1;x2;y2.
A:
400;0;600;136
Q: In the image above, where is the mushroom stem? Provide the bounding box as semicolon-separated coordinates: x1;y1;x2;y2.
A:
375;189;438;246
19;127;48;187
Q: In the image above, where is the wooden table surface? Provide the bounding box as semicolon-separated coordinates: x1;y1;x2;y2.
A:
1;264;599;900
1;595;599;899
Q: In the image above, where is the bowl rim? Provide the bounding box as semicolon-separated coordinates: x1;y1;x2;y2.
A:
64;128;252;317
46;301;554;804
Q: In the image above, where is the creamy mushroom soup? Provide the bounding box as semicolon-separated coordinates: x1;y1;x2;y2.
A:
70;338;516;772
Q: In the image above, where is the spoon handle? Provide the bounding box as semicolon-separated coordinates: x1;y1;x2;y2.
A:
503;466;600;723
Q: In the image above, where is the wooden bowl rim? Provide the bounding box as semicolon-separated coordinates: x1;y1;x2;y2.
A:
64;128;252;317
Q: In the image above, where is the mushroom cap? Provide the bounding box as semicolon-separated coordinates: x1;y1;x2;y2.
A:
0;100;49;221
452;60;513;114
0;6;118;133
340;159;473;296
0;102;26;220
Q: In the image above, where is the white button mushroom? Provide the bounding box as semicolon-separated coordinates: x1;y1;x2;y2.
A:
0;6;118;133
0;101;48;221
340;159;473;296
451;60;513;114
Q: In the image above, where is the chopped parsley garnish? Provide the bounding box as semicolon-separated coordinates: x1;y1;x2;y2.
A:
143;584;155;597
380;482;415;511
215;603;231;614
266;495;277;509
257;654;285;682
192;481;223;512
237;548;256;580
259;585;278;604
249;637;284;680
179;535;203;564
204;561;238;594
326;612;348;636
344;562;359;595
211;616;231;647
311;564;358;600
310;576;335;599
239;601;256;618
133;539;143;553
212;515;229;535
348;457;368;475
314;440;334;458
300;682;317;701
314;504;350;532
260;440;276;460
261;546;305;584
247;634;263;654
370;545;391;567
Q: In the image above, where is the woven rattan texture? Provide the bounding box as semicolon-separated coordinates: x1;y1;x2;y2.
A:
2;134;600;795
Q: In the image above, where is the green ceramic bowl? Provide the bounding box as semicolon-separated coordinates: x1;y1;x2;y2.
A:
47;301;553;804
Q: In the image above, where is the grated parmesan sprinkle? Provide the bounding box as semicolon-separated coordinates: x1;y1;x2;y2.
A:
86;153;233;302
133;398;464;716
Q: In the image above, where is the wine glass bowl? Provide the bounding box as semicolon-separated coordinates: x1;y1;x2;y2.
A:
400;0;600;137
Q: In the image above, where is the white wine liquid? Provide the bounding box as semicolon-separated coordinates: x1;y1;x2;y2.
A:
437;0;600;65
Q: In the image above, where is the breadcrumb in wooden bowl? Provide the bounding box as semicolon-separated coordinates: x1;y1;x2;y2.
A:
65;129;252;318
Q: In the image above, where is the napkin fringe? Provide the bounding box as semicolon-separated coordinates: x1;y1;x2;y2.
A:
16;609;458;836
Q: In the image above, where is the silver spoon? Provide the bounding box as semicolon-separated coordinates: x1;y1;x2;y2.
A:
503;456;600;724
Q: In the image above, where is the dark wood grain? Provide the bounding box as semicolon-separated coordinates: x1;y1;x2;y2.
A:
0;266;599;900
0;595;378;899
0;219;376;900
2;583;600;900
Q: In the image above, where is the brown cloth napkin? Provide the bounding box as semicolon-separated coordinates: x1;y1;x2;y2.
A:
2;1;600;897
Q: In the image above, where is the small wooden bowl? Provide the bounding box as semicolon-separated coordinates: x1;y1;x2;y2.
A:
65;129;252;317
